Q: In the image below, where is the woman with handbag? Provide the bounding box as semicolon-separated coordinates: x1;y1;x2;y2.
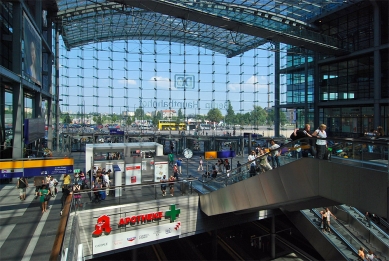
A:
39;184;50;213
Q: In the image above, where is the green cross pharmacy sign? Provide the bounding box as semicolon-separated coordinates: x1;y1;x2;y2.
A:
165;204;181;222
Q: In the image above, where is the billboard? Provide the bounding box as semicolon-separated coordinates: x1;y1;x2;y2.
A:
24;118;45;144
23;13;42;86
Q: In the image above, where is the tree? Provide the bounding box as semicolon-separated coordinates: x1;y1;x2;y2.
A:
225;101;235;125
279;111;288;126
177;108;183;120
135;107;144;119
61;113;72;124
111;114;118;123
93;114;103;125
207;108;223;123
251;106;267;126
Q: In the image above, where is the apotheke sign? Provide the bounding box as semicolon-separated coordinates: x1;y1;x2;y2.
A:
92;222;182;255
92;204;181;237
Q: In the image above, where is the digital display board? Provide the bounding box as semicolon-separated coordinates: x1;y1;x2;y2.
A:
24;118;45;144
23;12;42;86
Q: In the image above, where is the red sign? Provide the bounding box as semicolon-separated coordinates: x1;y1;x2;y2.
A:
118;212;163;227
92;215;112;237
92;205;180;237
126;166;141;171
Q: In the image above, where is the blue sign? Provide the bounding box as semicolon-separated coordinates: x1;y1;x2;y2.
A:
0;165;73;179
109;129;125;135
217;151;236;158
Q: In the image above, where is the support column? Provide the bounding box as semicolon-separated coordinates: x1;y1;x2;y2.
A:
248;134;252;154
372;0;381;128
274;43;280;137
12;2;23;159
211;230;218;260
132;248;137;261
271;216;276;259
55;24;60;151
241;136;245;157
46;14;54;150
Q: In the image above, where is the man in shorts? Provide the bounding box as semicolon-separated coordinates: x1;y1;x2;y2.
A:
33;176;45;199
17;177;28;200
160;175;167;197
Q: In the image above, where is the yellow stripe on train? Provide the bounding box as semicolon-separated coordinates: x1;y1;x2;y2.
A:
0;158;74;169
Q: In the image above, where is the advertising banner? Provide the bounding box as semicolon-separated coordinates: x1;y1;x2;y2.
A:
125;164;141;185
92;222;181;255
154;162;169;182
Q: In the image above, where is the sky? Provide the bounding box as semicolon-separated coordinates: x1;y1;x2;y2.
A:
59;39;285;116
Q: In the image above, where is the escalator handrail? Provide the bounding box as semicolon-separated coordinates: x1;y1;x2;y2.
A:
350;206;389;241
300;209;354;260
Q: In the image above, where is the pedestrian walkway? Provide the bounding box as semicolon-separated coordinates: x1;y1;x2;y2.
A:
0;180;63;261
0;149;249;260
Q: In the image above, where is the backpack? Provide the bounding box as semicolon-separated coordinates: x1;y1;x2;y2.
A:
290;129;307;141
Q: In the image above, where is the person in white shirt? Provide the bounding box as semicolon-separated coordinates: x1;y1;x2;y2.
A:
248;151;257;177
313;124;328;159
48;176;58;197
325;207;337;233
102;172;110;196
269;139;281;168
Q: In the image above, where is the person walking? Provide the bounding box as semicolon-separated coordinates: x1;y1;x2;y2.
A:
168;175;176;196
160;175;168;196
313;124;327;159
237;161;242;173
320;210;326;233
48;176;58;197
39;184;50;213
17;177;28;201
198;156;204;171
62;173;71;193
176;158;182;175
34;176;45;199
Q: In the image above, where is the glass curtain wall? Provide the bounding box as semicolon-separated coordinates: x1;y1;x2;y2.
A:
59;40;276;129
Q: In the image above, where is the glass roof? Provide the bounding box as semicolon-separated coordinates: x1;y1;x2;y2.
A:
55;0;357;56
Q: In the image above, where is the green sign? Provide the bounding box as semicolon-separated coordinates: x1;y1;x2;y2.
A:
165;204;180;222
74;169;81;173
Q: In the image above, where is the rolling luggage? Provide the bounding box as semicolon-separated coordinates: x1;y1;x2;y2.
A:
99;191;106;200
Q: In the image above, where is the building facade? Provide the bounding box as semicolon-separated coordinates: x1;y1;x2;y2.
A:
0;0;59;159
279;1;388;137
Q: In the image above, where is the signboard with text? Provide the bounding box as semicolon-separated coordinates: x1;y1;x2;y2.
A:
92;222;181;254
154;161;169;182
125;164;141;185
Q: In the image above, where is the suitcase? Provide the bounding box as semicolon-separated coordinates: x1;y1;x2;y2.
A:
99;191;106;200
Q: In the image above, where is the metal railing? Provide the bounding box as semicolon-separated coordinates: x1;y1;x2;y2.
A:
198;137;388;194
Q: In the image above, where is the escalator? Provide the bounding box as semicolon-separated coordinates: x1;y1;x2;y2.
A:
332;205;389;260
286;206;389;261
197;138;388;219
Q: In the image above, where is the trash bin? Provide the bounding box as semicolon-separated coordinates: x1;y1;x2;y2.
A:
180;180;189;195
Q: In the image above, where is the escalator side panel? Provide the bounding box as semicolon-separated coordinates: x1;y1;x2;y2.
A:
286;210;347;261
200;158;388;219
